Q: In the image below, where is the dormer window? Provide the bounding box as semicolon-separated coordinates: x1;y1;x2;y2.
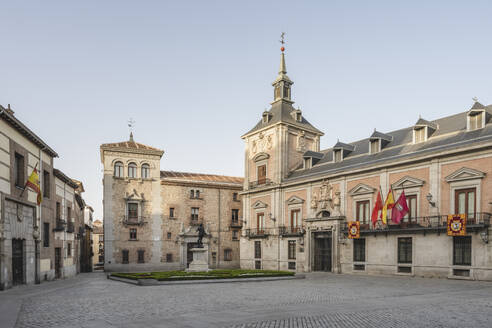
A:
296;112;301;122
414;127;426;143
468;111;484;130
334;149;342;163
370;139;379;154
304;158;311;169
262;111;272;123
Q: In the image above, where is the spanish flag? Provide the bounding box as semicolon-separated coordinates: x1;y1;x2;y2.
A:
380;188;395;224
26;167;42;205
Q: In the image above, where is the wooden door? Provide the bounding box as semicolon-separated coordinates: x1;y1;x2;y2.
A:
257;165;266;184
12;239;24;285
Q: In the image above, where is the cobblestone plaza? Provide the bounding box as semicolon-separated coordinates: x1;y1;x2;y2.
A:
1;273;492;328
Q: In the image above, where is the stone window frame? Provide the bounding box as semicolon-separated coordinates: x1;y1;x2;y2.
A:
42;170;51;198
446;167;484;216
113;161;124;178
127;162;138;179
14;151;25;188
122;249;129;264
232;229;239;240
396;237;413;267
223;248;232;261
137;249;145;263
288;240;296;260
141;163;150;179
126;201;142;222
353;238;367;269
129;228;137;240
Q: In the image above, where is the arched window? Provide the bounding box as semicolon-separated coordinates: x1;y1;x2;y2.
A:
114;161;123;177
141;164;150;179
190;190;195;199
196;190;200;198
128;162;137;178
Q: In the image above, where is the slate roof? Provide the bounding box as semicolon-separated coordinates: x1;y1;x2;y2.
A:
53;168;79;189
370;130;393;141
415;118;437;130
160;171;243;185
243;100;324;137
0;105;58;157
286;104;492;182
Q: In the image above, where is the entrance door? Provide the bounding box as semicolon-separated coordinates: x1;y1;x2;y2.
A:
55;247;62;279
12;239;24;285
313;232;332;272
187;243;198;268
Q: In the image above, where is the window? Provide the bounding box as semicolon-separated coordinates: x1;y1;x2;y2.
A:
353;239;366;262
404;195;417;222
43;222;50;247
255;260;261;269
224;249;232;261
166;253;173;262
288;240;296;260
128;162;137;178
137;250;145;263
288;262;296;270
295;112;301;122
67;206;71;220
122;250;129;264
257;165;266;184
398;237;412;264
274;85;281;101
191;207;199;222
469;112;483;130
43;170;50;198
128;203;138;220
334;150;342;163
56;202;61;220
114;161;123;178
233;192;238;201
169;207;175;218
304;158;311;169
167;232;172;239
190;190;195;198
141;164;150;179
129;228;137;240
455;188;476;222
414;127;425;143
291;209;300;231
14;153;24;187
257;212;265;233
356;200;370;225
67;243;72;257
232;230;239;240
196;190;200;198
283;85;290;99
232;209;239;223
254;241;261;259
453;236;471;266
370;140;379;154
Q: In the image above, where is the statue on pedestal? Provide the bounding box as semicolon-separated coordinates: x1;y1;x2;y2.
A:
196;224;205;248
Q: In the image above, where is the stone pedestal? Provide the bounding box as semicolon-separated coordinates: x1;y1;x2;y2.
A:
186;247;209;272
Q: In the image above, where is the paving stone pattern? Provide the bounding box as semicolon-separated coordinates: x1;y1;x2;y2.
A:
1;272;492;328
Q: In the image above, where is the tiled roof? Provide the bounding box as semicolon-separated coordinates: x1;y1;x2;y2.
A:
53;168;79;189
160;171;243;184
286;105;492;182
100;141;163;152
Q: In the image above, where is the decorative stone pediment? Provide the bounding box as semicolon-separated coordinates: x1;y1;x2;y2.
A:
348;183;376;196
125;189;144;201
252;200;268;209
287;195;305;205
445;167;485;183
392;176;425;190
253;152;270;162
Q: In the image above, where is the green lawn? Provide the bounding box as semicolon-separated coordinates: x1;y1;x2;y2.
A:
111;269;295;281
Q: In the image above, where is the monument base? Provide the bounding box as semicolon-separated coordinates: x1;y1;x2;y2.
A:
186;247;210;272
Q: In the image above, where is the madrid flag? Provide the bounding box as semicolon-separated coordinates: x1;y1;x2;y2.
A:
391;190;409;224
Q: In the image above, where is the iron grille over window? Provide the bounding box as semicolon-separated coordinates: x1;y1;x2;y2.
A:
224;249;232;261
129;228;137;240
288;240;296;260
137;250;145;263
398;237;412;264
453;236;471;266
14;153;24;187
122;250;129;264
43;170;50;198
353;239;365;262
166;253;173;262
254;241;261;259
43;222;50;247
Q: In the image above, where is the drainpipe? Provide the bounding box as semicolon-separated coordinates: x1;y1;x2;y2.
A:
217;189;221;268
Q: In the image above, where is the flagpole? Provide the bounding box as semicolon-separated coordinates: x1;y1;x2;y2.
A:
19;162;38;198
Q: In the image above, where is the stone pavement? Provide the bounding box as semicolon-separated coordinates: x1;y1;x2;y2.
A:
1;272;492;328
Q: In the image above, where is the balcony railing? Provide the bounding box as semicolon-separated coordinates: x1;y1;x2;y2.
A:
342;212;491;235
66;221;75;233
248;178;273;189
230;219;243;228
122;216;146;226
53;219;66;231
279;226;305;237
244;228;273;238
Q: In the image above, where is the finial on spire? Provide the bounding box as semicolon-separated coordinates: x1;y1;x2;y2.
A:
128;118;135;141
279;32;286;52
472;96;479;103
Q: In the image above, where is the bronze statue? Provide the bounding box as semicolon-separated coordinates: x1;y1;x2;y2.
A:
197;223;205;248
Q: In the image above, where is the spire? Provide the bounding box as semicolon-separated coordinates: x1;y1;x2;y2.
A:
129;132;134;142
279;52;287;74
272;32;293;104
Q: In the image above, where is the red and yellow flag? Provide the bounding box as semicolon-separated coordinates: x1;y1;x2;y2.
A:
447;214;466;236
380;188;395;224
26;168;42;205
348;221;360;239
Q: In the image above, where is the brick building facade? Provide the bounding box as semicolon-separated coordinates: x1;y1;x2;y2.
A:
240;49;492;280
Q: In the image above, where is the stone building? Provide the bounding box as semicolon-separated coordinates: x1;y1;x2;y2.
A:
240;49;492;280
92;219;104;269
100;135;243;272
0;105;92;289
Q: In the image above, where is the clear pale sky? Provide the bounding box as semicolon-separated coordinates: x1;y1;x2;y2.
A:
1;1;491;220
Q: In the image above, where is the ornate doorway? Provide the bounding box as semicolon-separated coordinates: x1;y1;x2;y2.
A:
313;232;332;272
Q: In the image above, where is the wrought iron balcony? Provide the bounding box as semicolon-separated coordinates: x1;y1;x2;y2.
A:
248;178;273;189
279;226;305;237
122;216;146;226
230;219;243;228
53;219;66;231
244;228;273;238
66;221;75;233
342;212;491;236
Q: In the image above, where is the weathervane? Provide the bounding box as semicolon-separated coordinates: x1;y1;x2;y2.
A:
472;97;478;103
279;32;286;52
128;118;135;141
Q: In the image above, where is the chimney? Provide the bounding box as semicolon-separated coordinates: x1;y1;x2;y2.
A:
5;104;15;115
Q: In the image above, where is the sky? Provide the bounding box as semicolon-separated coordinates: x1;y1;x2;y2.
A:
1;0;491;220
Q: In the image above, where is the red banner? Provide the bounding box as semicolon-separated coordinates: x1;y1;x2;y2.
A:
447;214;466;236
348;221;360;239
